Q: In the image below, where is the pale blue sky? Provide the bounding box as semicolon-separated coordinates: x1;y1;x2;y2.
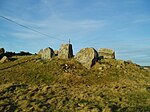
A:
0;0;150;65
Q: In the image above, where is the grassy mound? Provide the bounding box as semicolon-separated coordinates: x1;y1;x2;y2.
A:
0;55;150;112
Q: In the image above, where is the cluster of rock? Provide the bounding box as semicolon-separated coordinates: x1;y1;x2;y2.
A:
39;44;115;69
75;48;115;69
39;44;73;60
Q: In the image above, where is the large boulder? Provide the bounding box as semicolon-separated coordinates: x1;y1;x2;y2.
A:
98;48;115;59
75;48;98;69
41;47;54;60
0;56;9;63
58;44;73;59
38;49;43;55
0;48;5;55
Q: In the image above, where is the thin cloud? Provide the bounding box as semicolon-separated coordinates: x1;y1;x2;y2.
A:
3;16;108;40
11;32;43;39
132;15;150;23
133;18;150;23
116;28;128;32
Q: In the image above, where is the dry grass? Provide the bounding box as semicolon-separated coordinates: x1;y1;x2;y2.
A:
0;55;150;111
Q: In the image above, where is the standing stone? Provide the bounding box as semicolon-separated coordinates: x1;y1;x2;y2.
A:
99;48;115;59
41;47;54;60
58;44;73;59
38;49;43;55
0;56;9;63
75;48;98;69
0;48;5;55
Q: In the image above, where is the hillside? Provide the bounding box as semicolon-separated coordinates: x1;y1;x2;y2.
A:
0;55;150;112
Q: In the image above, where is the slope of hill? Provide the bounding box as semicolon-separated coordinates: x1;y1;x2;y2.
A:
0;55;150;112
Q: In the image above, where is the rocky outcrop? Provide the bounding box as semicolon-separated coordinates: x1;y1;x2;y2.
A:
0;48;5;55
98;48;115;59
58;44;73;59
41;47;54;60
0;56;9;63
75;48;98;69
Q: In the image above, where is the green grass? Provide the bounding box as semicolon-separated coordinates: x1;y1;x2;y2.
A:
0;55;150;111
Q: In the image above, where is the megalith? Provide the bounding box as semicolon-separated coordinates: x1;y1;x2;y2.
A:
41;47;54;60
98;48;115;59
38;49;43;55
58;44;73;59
75;48;98;69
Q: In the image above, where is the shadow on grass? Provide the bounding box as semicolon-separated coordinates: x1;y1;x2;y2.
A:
0;58;35;71
9;58;18;61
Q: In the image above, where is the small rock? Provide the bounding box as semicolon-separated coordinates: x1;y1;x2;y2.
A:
78;103;87;107
42;86;51;92
0;56;9;63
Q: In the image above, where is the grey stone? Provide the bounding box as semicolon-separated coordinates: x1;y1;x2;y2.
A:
38;49;43;55
0;48;5;55
75;48;98;69
41;47;54;60
58;44;73;59
99;48;115;59
0;56;9;63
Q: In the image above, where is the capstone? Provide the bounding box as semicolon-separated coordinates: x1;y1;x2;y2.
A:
99;48;115;59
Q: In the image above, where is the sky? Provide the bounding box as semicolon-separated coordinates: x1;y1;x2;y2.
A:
0;0;150;66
